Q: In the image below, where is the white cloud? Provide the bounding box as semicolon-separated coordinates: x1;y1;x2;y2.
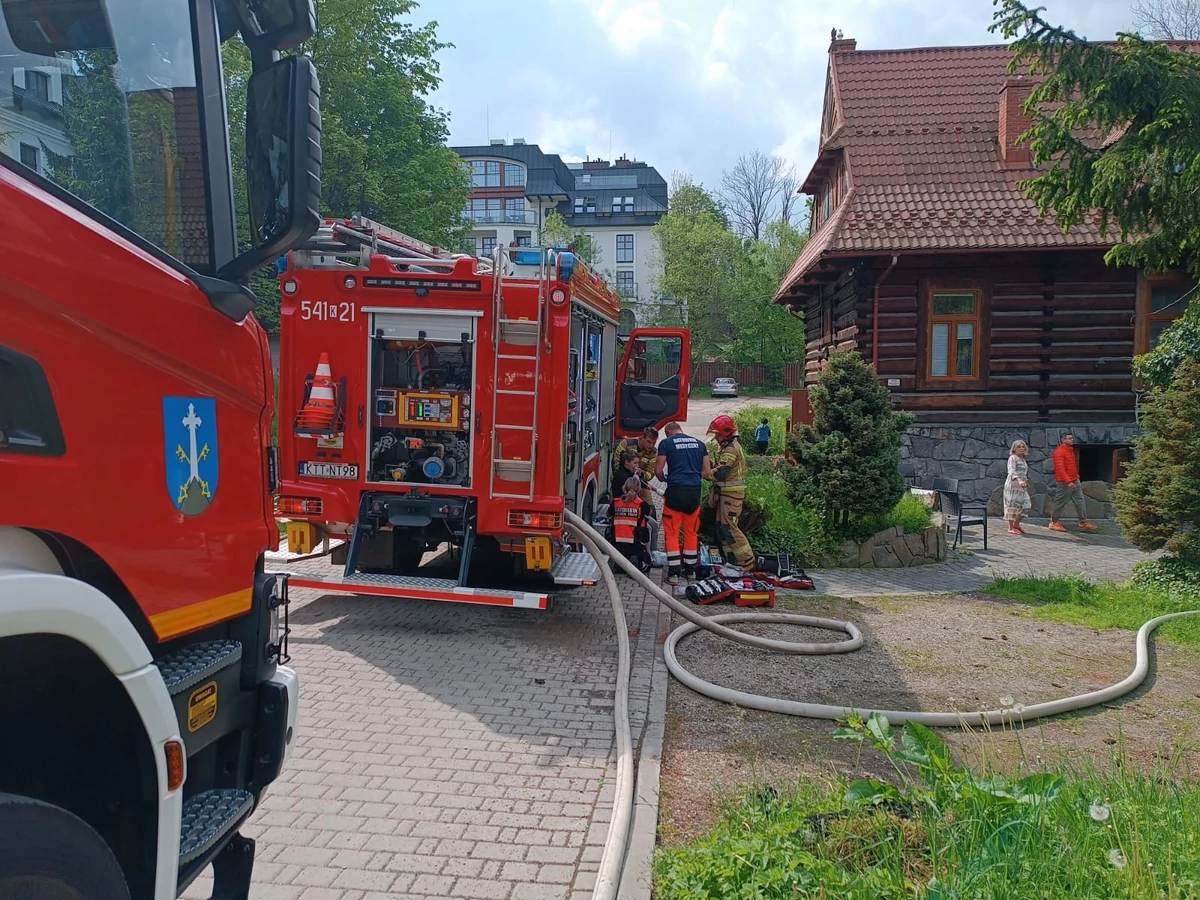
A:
431;0;1140;197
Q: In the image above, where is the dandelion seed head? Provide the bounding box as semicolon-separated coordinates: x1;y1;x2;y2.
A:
1090;803;1111;822
999;696;1015;707
1109;848;1128;869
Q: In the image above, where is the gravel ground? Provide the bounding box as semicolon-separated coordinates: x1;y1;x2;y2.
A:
659;591;1200;846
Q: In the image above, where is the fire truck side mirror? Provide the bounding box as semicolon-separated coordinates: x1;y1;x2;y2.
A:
221;55;322;284
230;0;317;52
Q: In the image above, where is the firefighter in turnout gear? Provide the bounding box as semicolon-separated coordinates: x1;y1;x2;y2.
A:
613;426;659;504
707;415;755;570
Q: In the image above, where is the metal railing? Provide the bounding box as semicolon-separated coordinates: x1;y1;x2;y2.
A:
463;211;541;226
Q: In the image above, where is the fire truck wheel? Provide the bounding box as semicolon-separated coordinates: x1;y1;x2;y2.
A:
582;487;596;528
0;792;130;900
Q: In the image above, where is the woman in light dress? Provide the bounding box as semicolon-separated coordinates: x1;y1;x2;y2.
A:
1004;440;1032;535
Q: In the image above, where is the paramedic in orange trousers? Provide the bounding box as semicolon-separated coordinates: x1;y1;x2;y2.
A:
655;421;713;588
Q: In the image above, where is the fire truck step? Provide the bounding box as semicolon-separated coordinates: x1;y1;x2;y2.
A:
176;788;254;885
285;572;549;610
550;551;601;586
494;459;534;480
498;319;540;345
154;640;242;698
496;389;537;396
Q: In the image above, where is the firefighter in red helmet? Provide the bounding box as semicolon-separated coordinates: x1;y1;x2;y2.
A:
707;414;754;570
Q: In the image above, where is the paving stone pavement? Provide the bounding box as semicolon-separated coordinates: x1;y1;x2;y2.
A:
183;550;663;900
182;517;1150;899
807;519;1154;597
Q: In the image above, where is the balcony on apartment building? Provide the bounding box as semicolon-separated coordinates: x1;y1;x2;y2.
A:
464;210;542;226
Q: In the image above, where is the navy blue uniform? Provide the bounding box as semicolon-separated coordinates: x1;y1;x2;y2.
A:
657;432;708;578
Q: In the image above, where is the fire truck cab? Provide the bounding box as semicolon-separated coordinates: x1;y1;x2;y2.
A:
277;218;689;608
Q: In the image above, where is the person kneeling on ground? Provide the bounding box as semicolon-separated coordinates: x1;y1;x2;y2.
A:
611;476;654;573
707;414;756;571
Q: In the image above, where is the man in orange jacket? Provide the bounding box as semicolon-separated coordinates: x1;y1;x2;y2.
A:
1050;433;1098;532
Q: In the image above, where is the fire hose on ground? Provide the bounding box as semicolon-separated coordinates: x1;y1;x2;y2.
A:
564;508;1200;900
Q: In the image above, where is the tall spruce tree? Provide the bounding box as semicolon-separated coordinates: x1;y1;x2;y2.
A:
783;352;914;524
1113;357;1200;562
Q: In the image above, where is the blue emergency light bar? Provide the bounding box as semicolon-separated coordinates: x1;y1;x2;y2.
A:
512;249;545;266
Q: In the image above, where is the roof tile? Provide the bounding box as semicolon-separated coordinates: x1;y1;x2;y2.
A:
774;42;1186;297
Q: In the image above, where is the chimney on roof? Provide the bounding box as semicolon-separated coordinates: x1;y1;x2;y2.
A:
614;154;631;168
999;77;1034;166
829;29;855;52
582;159;610;170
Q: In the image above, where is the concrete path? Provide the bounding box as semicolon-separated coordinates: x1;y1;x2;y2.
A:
184;552;666;900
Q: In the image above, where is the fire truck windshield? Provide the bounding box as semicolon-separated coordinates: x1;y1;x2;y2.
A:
0;0;218;273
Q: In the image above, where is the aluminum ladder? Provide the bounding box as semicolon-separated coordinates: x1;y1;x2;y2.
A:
488;246;551;502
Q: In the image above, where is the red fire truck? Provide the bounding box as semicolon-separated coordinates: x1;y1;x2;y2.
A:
0;0;321;896
276;217;690;608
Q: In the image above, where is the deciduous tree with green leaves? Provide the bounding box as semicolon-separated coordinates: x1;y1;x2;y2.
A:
992;0;1200;387
223;0;470;329
538;210;599;265
652;175;807;378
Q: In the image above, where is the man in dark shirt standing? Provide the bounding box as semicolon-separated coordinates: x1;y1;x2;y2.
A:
655;421;712;587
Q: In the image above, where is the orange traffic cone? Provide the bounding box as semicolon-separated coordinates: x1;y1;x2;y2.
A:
296;352;337;433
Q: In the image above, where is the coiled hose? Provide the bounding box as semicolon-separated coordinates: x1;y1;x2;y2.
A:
566;509;1199;900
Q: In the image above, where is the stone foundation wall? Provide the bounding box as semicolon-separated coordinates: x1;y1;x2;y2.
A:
817;523;947;568
899;424;1142;504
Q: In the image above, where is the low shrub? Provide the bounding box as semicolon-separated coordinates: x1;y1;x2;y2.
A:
655;713;1200;900
697;469;930;565
850;492;933;540
1130;556;1200;599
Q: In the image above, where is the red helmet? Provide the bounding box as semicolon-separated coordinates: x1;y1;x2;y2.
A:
707;415;737;441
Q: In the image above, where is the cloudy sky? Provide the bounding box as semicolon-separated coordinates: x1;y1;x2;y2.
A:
426;0;1138;194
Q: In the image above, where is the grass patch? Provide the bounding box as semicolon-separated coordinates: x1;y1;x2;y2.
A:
982;572;1200;650
733;404;792;455
655;714;1200;899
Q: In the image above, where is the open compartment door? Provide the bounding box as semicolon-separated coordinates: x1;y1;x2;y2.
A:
615;329;690;438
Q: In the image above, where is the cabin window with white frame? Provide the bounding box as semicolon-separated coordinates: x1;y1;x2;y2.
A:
616;234;634;264
573;197;585;213
928;290;980;379
585;197;596;213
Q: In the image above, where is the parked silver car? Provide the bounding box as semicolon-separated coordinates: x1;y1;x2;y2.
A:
711;377;738;398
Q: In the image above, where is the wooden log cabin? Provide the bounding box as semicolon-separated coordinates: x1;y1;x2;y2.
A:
775;36;1196;504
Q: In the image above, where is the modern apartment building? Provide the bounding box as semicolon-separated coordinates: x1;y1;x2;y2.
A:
451;139;668;313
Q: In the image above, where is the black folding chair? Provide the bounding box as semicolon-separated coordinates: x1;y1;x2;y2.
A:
939;488;988;550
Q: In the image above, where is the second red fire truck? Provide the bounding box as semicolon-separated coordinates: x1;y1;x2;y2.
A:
276;217;689;608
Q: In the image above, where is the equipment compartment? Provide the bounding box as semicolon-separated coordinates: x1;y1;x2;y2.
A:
367;313;476;487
